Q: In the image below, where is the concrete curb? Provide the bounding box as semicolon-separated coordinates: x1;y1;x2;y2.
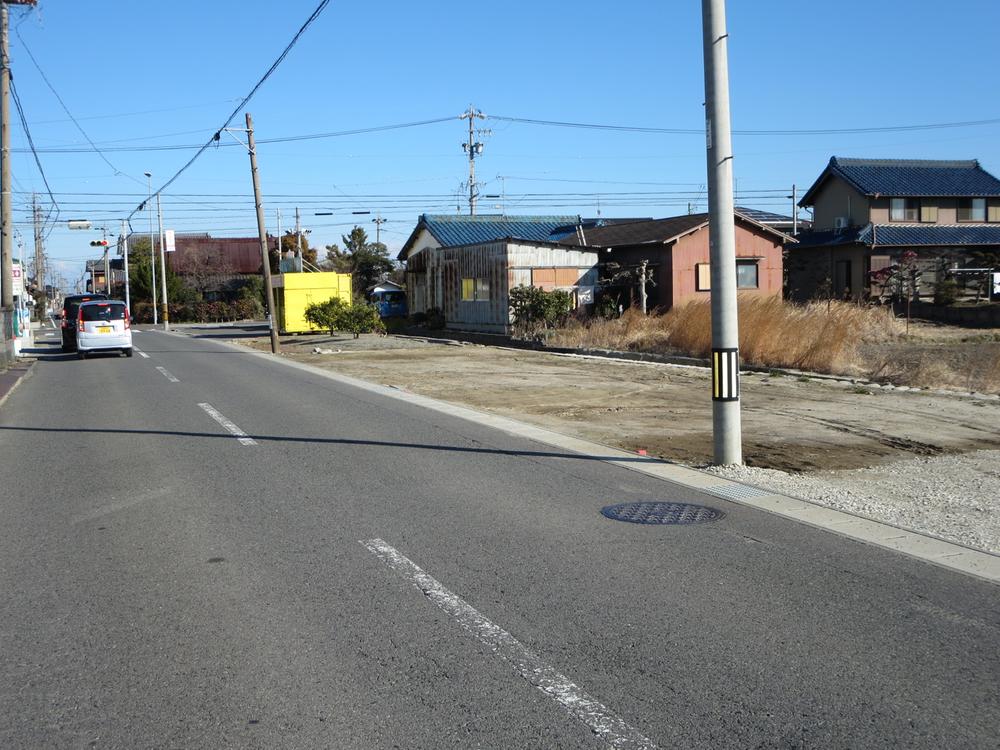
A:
172;330;1000;585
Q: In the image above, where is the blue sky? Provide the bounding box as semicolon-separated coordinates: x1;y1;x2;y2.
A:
10;0;1000;288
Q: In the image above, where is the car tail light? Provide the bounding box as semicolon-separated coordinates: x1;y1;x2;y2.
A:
60;310;67;329
78;309;85;332
124;308;131;330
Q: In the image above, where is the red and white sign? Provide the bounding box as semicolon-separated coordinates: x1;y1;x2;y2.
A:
12;264;24;296
165;229;176;253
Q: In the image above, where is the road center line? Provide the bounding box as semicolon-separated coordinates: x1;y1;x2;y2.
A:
361;538;657;750
156;366;180;383
133;347;150;359
197;402;256;445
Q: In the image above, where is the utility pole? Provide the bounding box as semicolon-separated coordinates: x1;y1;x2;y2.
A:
459;106;487;216
1;3;37;364
102;227;110;295
243;113;280;353
294;206;301;260
32;193;43;307
275;208;281;261
372;214;386;245
702;0;743;465
156;193;169;329
791;183;798;235
144;172;158;324
120;219;130;313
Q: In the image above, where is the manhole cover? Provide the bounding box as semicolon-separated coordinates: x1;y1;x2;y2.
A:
601;501;722;525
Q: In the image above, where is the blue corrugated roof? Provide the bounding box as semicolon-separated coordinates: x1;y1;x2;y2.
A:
423;214;580;247
800;157;1000;206
793;223;1000;249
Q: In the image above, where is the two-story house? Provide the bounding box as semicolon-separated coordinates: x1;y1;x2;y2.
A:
786;157;1000;302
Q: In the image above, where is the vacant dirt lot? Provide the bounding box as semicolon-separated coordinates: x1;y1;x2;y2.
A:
223;328;1000;552
234;330;1000;474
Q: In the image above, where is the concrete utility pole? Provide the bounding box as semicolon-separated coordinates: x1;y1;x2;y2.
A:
244;113;280;354
120;219;130;313
701;0;743;465
144;172;158;324
102;227;110;294
294;206;301;260
459;106;487;216
0;3;36;364
156;193;169;329
32;193;43;305
372;214;386;245
791;184;798;235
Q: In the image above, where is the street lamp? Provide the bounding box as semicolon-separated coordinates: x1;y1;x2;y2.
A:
144;172;158;324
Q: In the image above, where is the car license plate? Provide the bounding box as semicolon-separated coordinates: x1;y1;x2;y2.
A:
98;326;112;333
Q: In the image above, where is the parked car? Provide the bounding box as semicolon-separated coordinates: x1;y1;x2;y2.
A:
76;300;132;359
371;289;407;318
60;293;108;351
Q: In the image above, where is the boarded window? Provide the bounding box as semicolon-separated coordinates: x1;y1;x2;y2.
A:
919;202;938;223
532;268;556;290
555;268;580;286
696;263;711;291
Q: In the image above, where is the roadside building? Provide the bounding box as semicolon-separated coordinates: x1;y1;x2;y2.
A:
561;211;791;312
787;157;1000;303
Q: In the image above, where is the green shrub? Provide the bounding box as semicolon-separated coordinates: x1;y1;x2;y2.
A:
933;277;959;306
509;285;573;339
303;297;385;338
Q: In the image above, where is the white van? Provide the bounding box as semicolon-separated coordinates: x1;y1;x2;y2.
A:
76;300;133;358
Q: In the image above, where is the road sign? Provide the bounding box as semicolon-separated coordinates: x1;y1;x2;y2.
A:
68;220;92;230
165;229;176;253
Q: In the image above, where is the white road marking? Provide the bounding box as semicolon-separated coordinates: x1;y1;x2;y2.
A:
156;366;179;383
361;539;657;750
198;402;256;446
134;348;150;359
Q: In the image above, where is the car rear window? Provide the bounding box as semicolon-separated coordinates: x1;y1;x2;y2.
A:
80;303;127;321
64;295;105;317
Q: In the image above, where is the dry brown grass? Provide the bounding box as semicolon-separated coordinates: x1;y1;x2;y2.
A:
551;296;901;375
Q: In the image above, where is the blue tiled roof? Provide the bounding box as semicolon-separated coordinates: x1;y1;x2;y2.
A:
734;206;796;224
423;214;580;247
864;223;1000;246
793;223;1000;249
800;157;1000;205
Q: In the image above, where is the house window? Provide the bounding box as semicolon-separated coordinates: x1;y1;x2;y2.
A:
890;198;920;222
736;260;759;289
919;202;938;223
695;263;711;291
461;277;490;301
957;198;986;222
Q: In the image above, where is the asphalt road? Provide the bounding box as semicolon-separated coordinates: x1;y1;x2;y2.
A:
2;326;998;749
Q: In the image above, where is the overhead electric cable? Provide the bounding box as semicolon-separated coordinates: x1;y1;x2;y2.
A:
488;114;1000;136
9;77;60;236
127;0;333;221
14;27;145;185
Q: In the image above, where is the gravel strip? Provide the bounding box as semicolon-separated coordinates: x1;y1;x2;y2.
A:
704;450;1000;554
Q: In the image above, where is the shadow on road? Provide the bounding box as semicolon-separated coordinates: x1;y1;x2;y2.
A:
0;424;659;465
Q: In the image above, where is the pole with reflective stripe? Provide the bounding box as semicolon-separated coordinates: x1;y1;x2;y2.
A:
702;0;742;464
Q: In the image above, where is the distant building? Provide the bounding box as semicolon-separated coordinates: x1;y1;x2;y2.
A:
787;157;1000;301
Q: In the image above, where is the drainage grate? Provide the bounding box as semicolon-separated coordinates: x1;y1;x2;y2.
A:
601;501;722;525
703;483;773;501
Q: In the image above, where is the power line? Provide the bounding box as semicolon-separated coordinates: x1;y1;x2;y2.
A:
9;76;59;237
127;0;333;222
488;114;1000;136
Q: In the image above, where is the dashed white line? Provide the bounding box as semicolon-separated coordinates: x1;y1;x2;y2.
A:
197;402;256;445
156;366;180;383
133;347;150;359
361;538;657;750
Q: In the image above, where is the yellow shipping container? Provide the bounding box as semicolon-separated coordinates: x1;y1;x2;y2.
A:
274;272;352;333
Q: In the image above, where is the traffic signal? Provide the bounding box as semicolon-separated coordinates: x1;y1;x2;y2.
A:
90;239;109;247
